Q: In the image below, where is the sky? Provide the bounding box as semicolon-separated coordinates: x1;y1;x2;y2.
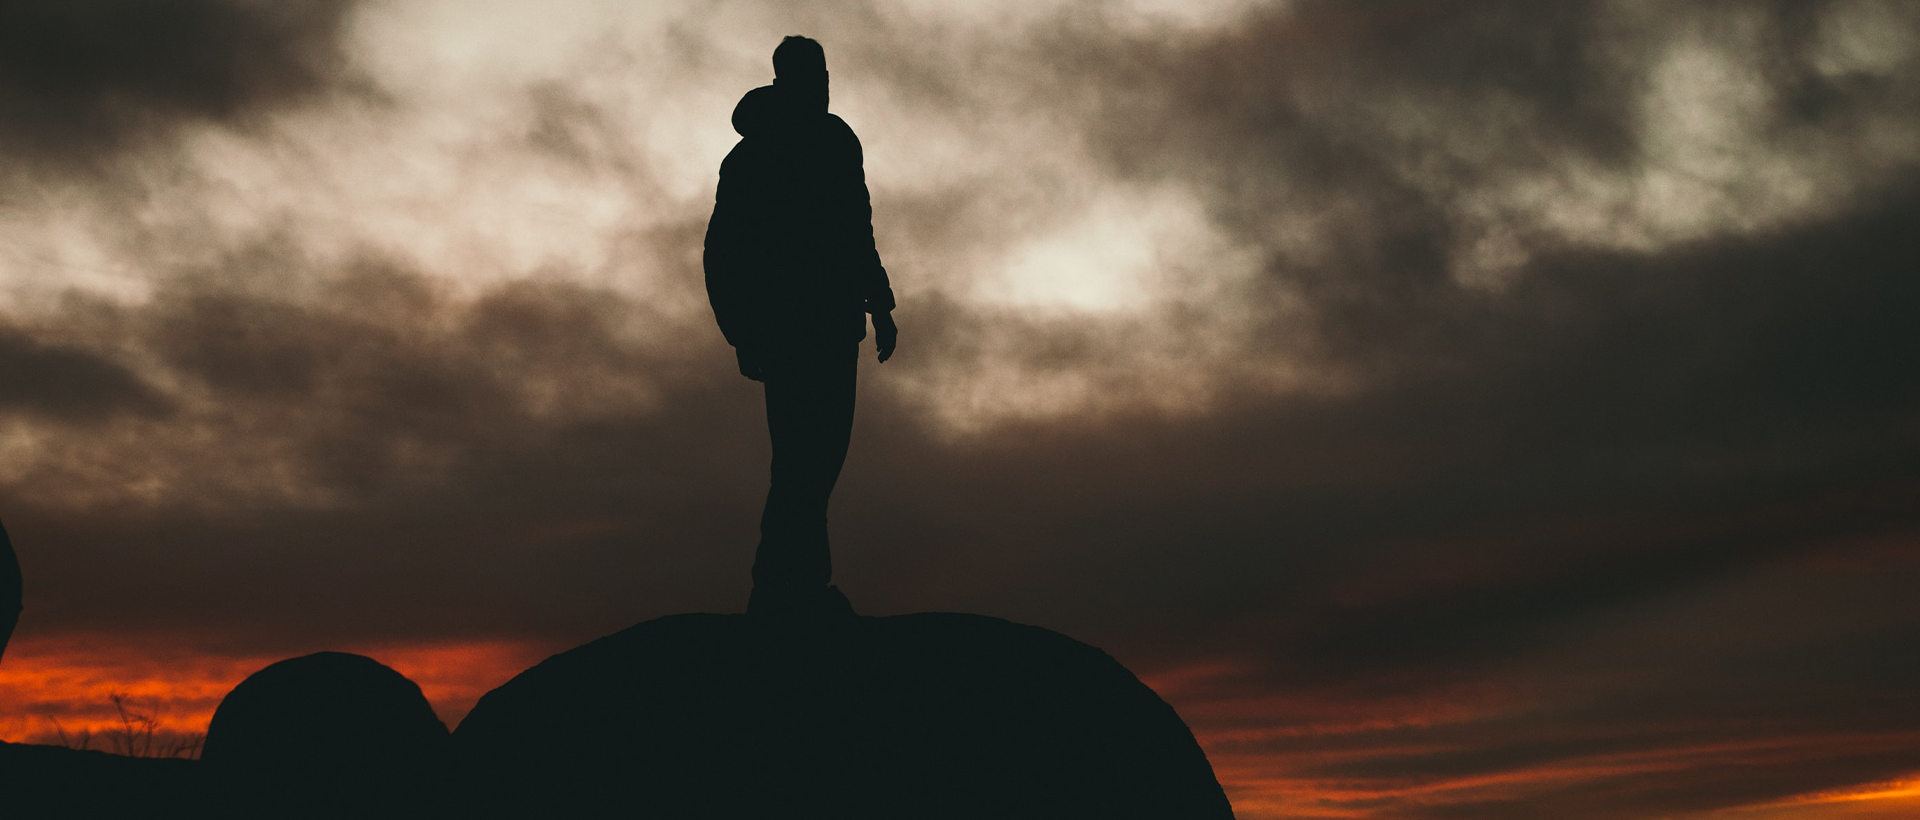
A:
1;0;1918;816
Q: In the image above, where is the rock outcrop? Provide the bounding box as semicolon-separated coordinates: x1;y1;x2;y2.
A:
202;651;450;817
0;741;196;819
454;612;1234;819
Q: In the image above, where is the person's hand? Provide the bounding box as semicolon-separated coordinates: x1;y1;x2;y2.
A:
736;346;766;381
874;311;898;363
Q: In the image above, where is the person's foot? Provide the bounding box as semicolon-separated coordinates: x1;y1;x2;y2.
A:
747;583;856;618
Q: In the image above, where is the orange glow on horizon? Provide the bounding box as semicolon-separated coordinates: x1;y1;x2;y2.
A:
1742;775;1920;808
1803;777;1920;803
0;633;553;751
1199;741;1920;820
1146;658;1920;820
1683;775;1920;820
5;640;1917;820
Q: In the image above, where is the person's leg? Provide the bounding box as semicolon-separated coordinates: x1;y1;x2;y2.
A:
754;359;817;587
753;345;857;593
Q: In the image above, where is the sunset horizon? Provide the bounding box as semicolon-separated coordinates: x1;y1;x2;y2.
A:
4;1;1919;817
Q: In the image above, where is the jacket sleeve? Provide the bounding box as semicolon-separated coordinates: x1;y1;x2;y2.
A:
704;146;755;348
835;120;895;315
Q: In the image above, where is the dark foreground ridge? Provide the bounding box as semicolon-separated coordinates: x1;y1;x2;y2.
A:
0;741;196;819
1;613;1234;818
455;612;1234;819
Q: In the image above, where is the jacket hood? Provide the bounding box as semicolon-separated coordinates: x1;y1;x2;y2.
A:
732;85;787;138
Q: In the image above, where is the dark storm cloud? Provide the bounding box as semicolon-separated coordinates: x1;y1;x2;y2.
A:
1;233;764;641
831;190;1920;714
0;323;168;422
21;0;1914;701
4;2;1920;817
846;4;1920;813
5;2;1898;633
523;81;620;169
850;89;1920;688
0;0;358;167
136;242;722;505
874;186;1920;670
1059;0;1920;370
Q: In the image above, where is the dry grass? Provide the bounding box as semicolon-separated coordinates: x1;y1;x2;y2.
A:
49;692;205;760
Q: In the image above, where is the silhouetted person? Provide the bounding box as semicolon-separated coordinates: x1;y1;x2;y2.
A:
1;518;18;663
706;36;896;616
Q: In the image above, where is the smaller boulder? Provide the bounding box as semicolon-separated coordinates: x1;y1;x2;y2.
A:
202;651;449;817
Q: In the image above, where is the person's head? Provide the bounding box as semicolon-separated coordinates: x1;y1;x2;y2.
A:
772;35;828;112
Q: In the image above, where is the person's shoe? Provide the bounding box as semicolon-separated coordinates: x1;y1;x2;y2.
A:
819;585;855;617
747;583;856;618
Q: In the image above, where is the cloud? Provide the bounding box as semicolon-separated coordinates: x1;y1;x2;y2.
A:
0;0;360;169
0;325;168;423
1052;0;1920;360
0;2;1918;818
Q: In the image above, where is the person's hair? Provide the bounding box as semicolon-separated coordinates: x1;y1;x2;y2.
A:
773;36;826;79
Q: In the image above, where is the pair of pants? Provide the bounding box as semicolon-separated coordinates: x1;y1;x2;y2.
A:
753;345;858;589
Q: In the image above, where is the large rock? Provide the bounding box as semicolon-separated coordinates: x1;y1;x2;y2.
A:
202;651;450;817
454;613;1234;819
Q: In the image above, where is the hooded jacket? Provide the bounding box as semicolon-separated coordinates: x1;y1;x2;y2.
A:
703;85;895;350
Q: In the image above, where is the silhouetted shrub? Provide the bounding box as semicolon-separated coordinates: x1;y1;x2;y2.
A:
51;692;204;759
